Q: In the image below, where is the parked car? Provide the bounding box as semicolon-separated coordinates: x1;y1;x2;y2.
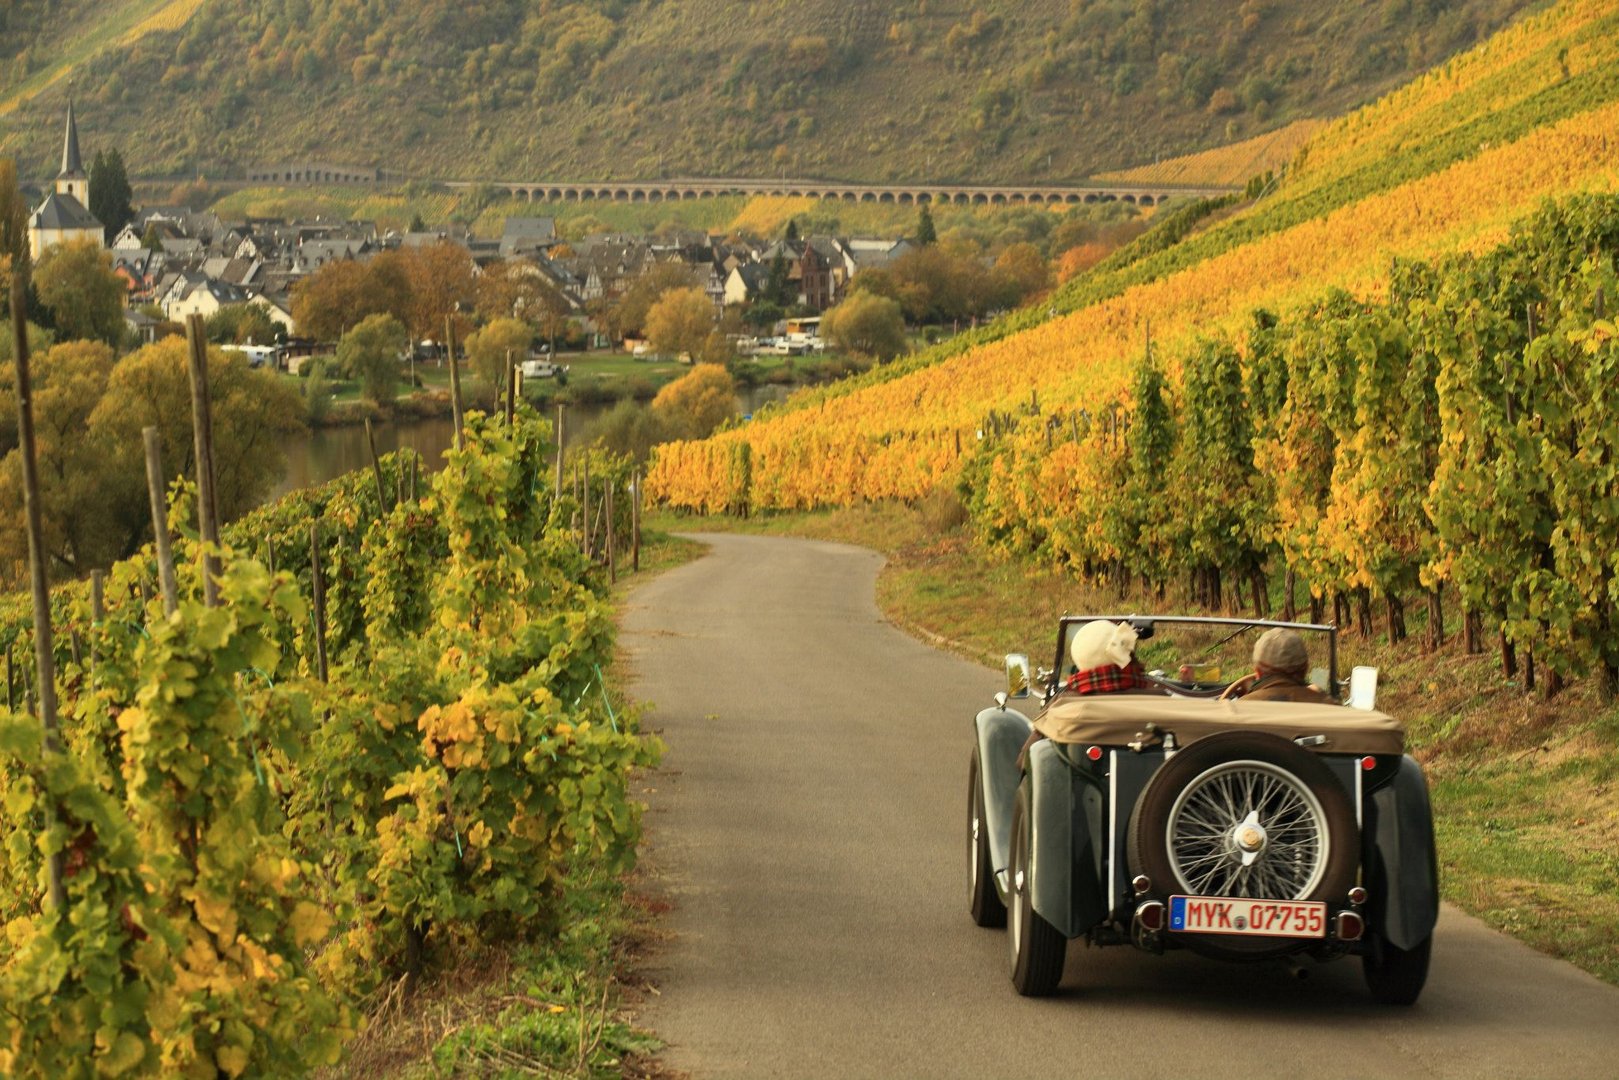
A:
968;614;1438;1003
520;358;567;379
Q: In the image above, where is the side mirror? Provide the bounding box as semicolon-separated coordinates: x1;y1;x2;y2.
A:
1005;653;1032;701
1348;666;1379;711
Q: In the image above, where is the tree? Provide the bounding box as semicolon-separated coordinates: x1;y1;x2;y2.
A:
141;223;164;252
764;250;793;307
821;292;907;361
0;341;119;576
291;257;410;340
651;364;737;441
88;148;135;242
399;241;476;341
606;263;698;341
336;313;408;404
785;219;800;243
33;238;126;346
916;204;937;246
475;258;572;351
645;287;716;359
85;337;304;562
206;303;280;345
0;158;29;299
465;317;532;392
993;242;1051;306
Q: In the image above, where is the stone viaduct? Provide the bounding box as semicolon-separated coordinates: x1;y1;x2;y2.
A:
442;176;1231;208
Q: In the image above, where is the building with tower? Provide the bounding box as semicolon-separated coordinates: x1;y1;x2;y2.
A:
27;101;104;259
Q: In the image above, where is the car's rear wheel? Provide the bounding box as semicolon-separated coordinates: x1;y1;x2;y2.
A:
1128;731;1358;959
1363;933;1431;1005
1008;787;1066;995
968;749;1007;928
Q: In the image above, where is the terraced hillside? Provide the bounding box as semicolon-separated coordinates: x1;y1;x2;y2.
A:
1;0;1533;183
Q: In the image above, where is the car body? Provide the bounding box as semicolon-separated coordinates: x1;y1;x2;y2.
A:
968;614;1438;1002
520;358;567;379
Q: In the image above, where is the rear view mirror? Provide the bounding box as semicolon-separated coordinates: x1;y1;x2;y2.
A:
1005;653;1032;700
1348;666;1379;710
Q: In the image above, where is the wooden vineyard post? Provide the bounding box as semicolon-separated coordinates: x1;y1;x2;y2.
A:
185;315;222;607
554;404;566;496
89;570;104;678
505;350;517;426
11;271;67;913
632;468;642;573
364;417;389;513
583;454;593;560
446;316;464;451
4;641;13;712
143;427;180;615
309;524;329;683
606;477;617;584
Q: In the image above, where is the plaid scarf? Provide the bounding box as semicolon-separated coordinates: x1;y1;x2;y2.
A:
1066;660;1149;695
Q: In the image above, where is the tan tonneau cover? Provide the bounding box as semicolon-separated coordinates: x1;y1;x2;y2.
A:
1033;694;1404;756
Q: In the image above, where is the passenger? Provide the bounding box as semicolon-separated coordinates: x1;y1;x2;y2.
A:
1021;620;1164;765
1226;627;1339;704
1060;619;1161;697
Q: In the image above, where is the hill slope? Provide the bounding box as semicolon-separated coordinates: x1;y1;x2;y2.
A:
1;0;1534;183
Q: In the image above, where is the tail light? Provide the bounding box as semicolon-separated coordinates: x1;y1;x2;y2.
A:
1135;900;1165;932
1335;911;1365;941
1348;886;1367;906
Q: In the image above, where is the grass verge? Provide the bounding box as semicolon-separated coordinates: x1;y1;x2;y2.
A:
646;503;1619;986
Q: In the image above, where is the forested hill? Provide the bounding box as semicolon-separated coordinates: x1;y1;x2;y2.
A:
0;0;1535;184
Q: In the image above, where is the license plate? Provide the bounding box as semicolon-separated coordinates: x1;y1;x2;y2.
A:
1168;895;1326;938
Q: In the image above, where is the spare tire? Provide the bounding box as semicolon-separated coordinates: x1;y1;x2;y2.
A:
1127;731;1358;958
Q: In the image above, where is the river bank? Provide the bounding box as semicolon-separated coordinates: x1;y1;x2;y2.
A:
273;384;796;497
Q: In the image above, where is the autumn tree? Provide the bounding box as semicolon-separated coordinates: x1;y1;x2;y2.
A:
915;204;937;246
476;259;572;352
33;238;126;346
611;264;705;341
336;313;408;404
206;303;280;345
465;317;532;393
645;287;716;360
0;158;28;298
992;242;1051;306
398;241;477;341
651;363;737;441
821;291;906;361
291;257;410;340
0;341;119;575
83;338;304;563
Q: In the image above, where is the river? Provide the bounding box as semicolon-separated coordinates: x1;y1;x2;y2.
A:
272;385;798;497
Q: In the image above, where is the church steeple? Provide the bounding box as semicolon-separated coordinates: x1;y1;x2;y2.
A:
56;99;88;203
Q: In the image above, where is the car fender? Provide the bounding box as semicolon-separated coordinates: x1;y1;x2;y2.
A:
1363;755;1440;950
974;706;1031;884
1024;740;1107;938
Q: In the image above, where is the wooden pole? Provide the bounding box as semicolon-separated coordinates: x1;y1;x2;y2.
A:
554;404;565;496
11;272;67;913
309;524;329;683
582;453;592;560
446;316;464;451
606;477;617;585
143;427;180;616
364;417;389;513
185;315;222;607
504;349;517;426
3;641;12;713
632;468;642;573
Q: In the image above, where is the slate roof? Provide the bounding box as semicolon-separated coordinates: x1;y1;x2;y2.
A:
500;216;558;257
60;101;85;178
29;192;101;231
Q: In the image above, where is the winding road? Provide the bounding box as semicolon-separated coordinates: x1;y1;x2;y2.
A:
622;534;1619;1080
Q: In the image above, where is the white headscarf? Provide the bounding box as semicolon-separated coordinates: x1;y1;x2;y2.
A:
1070;620;1140;671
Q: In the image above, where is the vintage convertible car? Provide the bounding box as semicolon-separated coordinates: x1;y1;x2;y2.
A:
968;615;1438;1002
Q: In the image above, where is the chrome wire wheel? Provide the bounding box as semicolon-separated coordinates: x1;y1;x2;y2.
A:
1164;759;1330;900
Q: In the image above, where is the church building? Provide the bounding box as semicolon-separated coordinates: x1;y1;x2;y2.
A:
27;101;104;259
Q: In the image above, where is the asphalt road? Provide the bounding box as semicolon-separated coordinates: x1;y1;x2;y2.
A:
621;534;1619;1080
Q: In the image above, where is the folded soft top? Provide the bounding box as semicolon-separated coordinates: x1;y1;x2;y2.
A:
1032;693;1404;757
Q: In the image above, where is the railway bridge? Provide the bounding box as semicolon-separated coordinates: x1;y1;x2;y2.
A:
443;176;1231;208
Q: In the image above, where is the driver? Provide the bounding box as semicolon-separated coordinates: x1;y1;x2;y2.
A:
1226;627;1339;704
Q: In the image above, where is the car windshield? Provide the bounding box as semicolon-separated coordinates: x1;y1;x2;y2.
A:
1055;616;1336;695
